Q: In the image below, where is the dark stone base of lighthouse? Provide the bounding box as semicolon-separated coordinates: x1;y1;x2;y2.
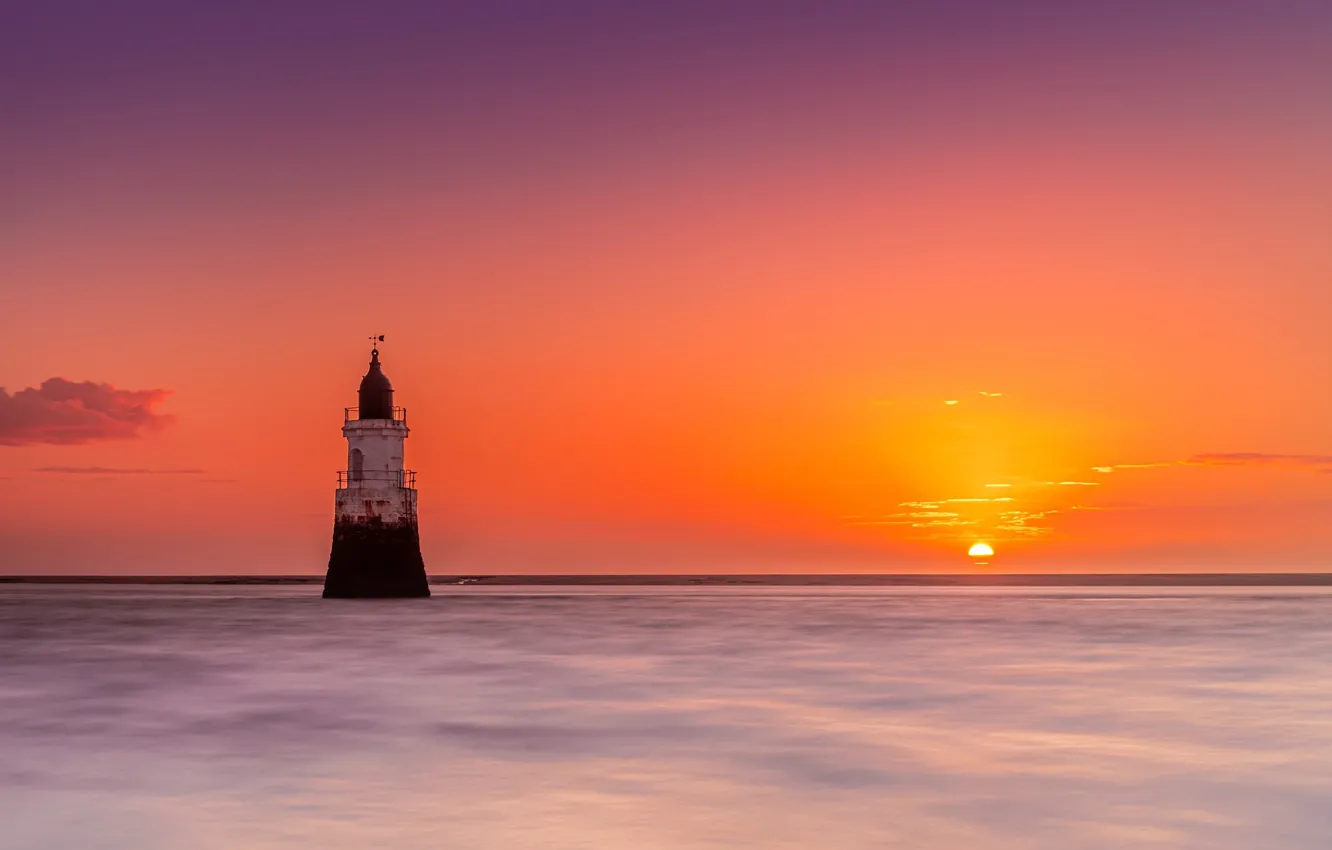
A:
324;520;430;598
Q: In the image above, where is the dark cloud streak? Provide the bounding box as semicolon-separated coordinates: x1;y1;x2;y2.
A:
35;467;203;475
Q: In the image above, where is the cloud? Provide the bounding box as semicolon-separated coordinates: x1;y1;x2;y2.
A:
1090;463;1176;473
996;509;1058;536
861;446;1331;546
0;379;173;446
1089;454;1332;475
848;509;975;530
34;466;204;475
1183;453;1332;472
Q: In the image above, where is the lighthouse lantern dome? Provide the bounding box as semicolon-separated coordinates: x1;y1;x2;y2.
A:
358;347;394;419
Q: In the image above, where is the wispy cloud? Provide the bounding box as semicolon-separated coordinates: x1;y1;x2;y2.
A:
944;392;1004;405
0;379;174;446
997;509;1058;537
1088;454;1332;475
900;497;1014;508
1068;502;1142;511
856;441;1331;546
1091;462;1177;473
848;508;976;530
857;493;1025;538
1183;453;1332;472
851;517;978;529
35;466;205;475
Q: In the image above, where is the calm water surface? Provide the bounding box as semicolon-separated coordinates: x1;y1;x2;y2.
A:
3;585;1331;849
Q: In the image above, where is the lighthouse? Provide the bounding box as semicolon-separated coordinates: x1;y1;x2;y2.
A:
323;339;430;598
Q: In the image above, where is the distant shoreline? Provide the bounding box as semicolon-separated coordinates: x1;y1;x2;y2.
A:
4;574;1332;586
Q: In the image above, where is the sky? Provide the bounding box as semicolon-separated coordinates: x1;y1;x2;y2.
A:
3;1;1331;574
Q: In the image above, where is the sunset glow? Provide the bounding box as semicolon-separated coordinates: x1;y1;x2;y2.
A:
3;2;1331;575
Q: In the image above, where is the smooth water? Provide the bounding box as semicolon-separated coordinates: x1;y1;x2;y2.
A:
3;585;1332;849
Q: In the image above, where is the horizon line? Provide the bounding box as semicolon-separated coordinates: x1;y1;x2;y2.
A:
5;573;1332;587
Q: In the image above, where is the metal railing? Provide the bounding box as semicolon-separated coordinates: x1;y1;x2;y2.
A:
344;406;408;424
337;469;417;489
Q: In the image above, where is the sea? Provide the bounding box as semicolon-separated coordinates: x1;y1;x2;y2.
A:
3;583;1332;849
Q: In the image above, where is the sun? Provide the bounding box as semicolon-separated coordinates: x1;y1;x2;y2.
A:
968;542;994;558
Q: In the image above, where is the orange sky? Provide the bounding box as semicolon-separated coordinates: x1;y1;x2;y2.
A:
3;3;1331;573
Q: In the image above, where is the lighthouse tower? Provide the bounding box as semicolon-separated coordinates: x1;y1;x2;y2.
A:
323;341;430;598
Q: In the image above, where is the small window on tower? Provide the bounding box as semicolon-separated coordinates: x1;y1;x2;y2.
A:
350;448;364;482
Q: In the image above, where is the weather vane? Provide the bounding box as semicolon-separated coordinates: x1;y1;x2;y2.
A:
369;334;385;354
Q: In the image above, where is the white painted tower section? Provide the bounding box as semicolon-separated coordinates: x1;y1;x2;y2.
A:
345;416;406;483
335;412;417;525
